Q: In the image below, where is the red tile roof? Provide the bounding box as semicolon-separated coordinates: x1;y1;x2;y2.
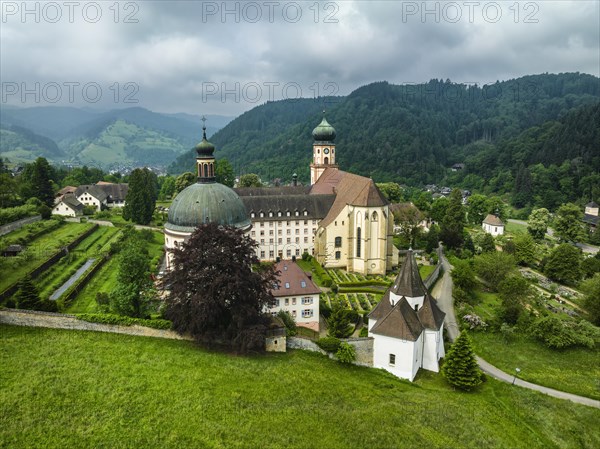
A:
271;260;321;297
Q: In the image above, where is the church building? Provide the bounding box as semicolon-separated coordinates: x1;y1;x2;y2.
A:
235;115;398;275
368;250;445;381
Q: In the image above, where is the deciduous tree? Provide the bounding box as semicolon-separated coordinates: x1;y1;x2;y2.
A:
527;208;550;240
544;243;582;286
123;168;158;225
440;189;465;250
175;172;196;194
581;273;600;325
215;158;235;187
513;233;537;266
475;252;517;289
392;203;424;247
164;223;277;352
238;173;262;188
554;203;585;243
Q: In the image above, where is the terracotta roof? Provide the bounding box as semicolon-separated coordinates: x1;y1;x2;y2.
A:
417;294;445;330
271;260;321;297
483;214;504;226
57;186;77;196
390;249;427;299
311;168;388;228
75;185;108;202
370;297;423;341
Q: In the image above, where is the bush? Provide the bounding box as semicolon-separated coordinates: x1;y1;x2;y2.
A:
359;327;368;337
319;297;332;319
336;342;356;364
76;313;172;330
277;310;297;336
529;315;598;349
0;203;39;226
316;336;342;353
301;252;312;261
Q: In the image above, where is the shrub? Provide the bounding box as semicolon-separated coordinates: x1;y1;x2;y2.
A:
336;342;356;364
76;313;172;330
301;252;312;261
319;297;332;319
359;327;368;337
316;336;341;353
462;314;488;331
277;310;297;336
528;315;598;349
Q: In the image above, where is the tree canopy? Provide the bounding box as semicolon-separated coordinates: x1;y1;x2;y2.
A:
123;168;158;225
164;223;277;352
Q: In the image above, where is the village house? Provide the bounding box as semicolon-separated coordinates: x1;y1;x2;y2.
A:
52;194;84;217
269;260;320;332
482;213;505;236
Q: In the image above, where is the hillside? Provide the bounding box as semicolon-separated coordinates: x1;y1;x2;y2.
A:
170;73;599;207
2;325;599;448
0;106;233;169
0;124;64;163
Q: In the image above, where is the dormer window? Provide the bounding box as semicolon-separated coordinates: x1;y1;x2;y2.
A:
278;211;282;217
269;212;273;217
301;281;306;288
295;211;299;216
250;212;255;218
260;212;264;218
285;282;290;289
303;210;308;216
286;211;290;217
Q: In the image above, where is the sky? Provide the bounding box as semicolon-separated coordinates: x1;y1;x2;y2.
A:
1;0;598;117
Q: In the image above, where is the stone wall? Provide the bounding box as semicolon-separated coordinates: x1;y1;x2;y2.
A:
287;336;374;367
0;215;42;237
0;308;192;341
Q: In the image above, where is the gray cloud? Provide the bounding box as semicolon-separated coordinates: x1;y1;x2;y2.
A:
1;1;598;115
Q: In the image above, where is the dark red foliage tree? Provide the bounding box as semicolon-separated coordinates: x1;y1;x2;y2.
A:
164;223;277;352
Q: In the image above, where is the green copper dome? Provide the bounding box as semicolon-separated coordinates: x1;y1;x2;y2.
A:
194;131;215;157
312;117;336;142
165;182;251;233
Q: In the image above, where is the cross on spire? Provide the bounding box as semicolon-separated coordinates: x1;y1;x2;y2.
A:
201;115;207;139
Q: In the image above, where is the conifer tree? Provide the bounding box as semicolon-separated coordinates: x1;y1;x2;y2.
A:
123;168;158;225
13;275;41;310
442;331;482;391
440;189;465;250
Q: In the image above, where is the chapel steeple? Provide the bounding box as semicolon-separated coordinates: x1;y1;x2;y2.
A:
195;116;216;183
310;111;338;185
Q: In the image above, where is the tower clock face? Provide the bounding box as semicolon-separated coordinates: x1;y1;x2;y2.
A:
324;148;330;154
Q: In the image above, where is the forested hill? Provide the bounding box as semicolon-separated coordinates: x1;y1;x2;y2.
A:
169;73;599;207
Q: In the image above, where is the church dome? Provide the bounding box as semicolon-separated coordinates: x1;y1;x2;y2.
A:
194;135;215;157
165;182;251;233
312;117;336;142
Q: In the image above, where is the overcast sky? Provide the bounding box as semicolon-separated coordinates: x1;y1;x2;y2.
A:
1;1;598;117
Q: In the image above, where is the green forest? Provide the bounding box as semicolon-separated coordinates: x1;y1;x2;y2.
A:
170;73;600;209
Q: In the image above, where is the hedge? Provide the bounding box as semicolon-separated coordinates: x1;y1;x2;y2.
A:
0;204;38;226
316;336;341;353
338;287;387;294
337;280;391;288
76;313;172;330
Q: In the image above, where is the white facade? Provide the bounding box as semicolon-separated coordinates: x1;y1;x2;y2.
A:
482;222;504;236
249;214;319;261
372;333;422;381
52;201;82;217
269;293;319;331
76;192;104;212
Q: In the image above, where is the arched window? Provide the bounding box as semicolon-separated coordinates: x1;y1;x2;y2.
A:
209;163;214;177
372;211;378;221
334;236;342;247
324;156;329;165
203;164;208;178
356;227;361;258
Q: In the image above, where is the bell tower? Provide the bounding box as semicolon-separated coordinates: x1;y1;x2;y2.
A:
195;116;216;184
310;112;338;185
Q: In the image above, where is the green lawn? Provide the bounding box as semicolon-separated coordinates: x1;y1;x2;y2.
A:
470;331;600;400
505;221;528;234
1;325;598;449
0;222;94;292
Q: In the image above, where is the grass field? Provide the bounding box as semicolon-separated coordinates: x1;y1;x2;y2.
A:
1;325;598;449
505;221;528;234
470;332;600;400
0;222;94;292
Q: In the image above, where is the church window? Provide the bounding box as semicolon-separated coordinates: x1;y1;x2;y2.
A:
334;237;342;247
335;251;341;259
356;227;362;257
342;221;344;225
414;304;418;311
335;221;337;226
203;165;208;177
389;354;396;365
324;156;329;165
372;211;378;221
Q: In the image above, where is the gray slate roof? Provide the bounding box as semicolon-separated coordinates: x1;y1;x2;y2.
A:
370;297;424;341
61;194;84;211
96;182;128;202
236;189;335;221
75;185;108;202
417;294;446;330
390;249;427;299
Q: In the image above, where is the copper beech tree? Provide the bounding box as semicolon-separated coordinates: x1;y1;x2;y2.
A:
164;223;278;352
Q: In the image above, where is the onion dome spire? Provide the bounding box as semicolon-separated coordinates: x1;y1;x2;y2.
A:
195;116;215;157
312;110;336;142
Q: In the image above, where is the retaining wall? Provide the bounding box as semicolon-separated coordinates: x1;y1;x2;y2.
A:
287;336;374;367
0;308;192;340
0;215;42;237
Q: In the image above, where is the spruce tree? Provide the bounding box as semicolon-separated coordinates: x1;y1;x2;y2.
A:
123;168;157;225
440;189;465;250
442;331;483;391
14;275;41;310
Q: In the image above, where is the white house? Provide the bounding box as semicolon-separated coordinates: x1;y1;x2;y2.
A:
270;260;320;332
368;250;445;381
75;185;108;212
482;214;504;236
96;182;129;208
53;194;84;217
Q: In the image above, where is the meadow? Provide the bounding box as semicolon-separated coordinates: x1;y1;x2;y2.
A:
1;324;599;449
